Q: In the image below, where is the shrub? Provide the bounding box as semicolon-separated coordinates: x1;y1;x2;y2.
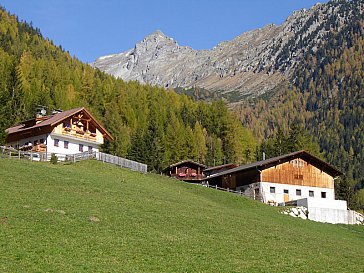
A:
50;153;58;164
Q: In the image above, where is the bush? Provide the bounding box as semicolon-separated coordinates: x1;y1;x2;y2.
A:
50;153;58;164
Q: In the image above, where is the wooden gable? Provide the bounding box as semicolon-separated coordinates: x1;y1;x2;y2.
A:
261;158;334;189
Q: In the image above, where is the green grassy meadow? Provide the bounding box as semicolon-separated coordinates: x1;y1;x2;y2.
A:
0;158;363;272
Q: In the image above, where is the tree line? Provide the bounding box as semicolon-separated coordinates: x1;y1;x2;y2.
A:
235;1;364;210
0;7;256;172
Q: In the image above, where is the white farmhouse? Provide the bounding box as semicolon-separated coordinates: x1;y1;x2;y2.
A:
5;107;113;158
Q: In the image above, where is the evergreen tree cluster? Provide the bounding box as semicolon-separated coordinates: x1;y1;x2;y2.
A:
258;124;321;160
235;0;364;209
0;7;256;172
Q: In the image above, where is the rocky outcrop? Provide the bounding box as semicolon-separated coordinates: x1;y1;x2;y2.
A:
92;0;362;100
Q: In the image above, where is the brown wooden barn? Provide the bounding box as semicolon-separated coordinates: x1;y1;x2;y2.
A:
163;160;206;181
204;151;342;204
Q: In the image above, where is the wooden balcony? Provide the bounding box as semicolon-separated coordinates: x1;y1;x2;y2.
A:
62;127;97;142
171;173;205;181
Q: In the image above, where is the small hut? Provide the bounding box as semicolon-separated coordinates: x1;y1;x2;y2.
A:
163;160;206;182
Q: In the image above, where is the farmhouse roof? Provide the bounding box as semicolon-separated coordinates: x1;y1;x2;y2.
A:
205;150;342;180
5;107;113;141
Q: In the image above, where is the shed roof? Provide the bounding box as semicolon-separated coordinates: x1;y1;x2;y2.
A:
204;150;342;180
163;160;206;172
204;163;237;172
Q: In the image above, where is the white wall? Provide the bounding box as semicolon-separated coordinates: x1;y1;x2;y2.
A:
296;198;347;210
7;132;100;157
260;182;335;203
237;182;335;204
47;133;99;155
282;202;357;225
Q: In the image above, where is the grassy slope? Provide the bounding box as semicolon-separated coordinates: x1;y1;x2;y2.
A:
0;158;363;272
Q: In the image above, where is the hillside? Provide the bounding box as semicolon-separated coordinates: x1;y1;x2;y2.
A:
0;6;256;170
0;158;363;272
93;0;364;192
236;1;364;193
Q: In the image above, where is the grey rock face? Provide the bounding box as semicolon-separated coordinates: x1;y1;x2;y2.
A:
92;1;361;99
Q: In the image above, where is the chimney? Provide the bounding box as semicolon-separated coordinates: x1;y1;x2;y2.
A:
36;106;47;123
52;109;63;115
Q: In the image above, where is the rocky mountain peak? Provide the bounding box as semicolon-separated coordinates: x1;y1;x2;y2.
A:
93;0;362;100
134;30;178;55
144;29;170;41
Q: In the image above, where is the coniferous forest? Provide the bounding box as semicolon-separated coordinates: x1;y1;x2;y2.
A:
0;7;256;172
235;2;364;209
0;4;363;210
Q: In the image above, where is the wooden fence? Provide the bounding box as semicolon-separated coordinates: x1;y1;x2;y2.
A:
95;151;147;173
0;146;147;173
203;183;262;201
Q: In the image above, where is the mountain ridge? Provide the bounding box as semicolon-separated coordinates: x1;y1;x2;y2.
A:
92;1;357;99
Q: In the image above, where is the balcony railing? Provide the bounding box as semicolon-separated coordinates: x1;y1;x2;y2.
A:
171;173;205;180
62;127;97;142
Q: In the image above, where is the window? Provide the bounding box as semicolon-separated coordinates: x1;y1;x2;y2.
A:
79;144;83;152
294;174;304;180
309;190;314;197
292;159;304;168
54;139;59;147
321;192;327;198
88;146;93;152
284;189;289;194
296;189;302;196
64;141;69;149
270;187;276;193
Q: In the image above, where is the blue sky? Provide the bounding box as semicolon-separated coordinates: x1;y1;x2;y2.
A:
1;0;328;63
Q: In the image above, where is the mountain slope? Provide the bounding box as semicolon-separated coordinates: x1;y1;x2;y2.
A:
93;0;364;192
0;7;256;170
93;0;362;99
236;0;364;192
1;158;364;272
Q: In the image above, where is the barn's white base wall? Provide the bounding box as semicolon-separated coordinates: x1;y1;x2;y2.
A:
308;207;349;224
296;197;347;210
237;182;335;204
282;198;364;225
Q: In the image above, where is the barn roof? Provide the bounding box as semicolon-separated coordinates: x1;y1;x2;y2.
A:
5;107;113;141
204;150;342;180
204;163;237;172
